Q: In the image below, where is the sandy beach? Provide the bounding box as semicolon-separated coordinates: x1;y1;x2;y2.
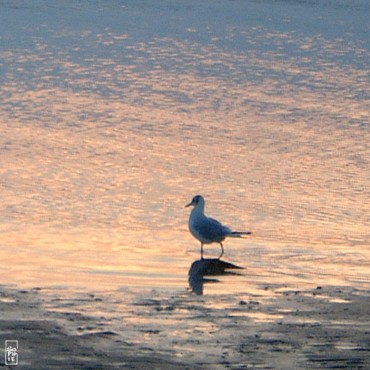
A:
0;286;187;369
1;284;369;369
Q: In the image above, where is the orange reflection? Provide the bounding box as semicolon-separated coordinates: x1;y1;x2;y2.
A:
1;24;369;294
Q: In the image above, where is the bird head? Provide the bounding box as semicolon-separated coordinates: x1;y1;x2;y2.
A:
185;195;204;208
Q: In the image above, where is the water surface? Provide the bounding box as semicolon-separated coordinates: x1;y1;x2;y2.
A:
1;0;369;298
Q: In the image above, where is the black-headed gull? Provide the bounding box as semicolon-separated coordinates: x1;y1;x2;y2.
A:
186;195;251;259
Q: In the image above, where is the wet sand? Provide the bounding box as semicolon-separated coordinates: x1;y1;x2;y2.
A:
0;287;186;369
1;285;369;369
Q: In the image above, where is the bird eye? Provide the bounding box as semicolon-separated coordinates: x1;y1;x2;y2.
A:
194;195;200;204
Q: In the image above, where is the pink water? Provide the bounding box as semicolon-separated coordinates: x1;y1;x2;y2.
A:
0;0;369;303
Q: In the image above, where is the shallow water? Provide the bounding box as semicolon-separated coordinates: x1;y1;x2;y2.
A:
1;0;369;301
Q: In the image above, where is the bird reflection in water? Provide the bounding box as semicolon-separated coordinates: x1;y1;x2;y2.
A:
188;258;244;295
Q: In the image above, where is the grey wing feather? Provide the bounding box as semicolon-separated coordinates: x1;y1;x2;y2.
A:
206;217;231;238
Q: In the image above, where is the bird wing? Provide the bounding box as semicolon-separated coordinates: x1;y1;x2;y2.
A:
203;217;231;240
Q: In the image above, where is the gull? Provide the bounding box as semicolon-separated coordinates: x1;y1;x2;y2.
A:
185;195;251;259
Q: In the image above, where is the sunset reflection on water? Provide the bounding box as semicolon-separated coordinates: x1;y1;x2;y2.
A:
0;1;369;298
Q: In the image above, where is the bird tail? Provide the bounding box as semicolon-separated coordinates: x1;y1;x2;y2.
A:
229;231;252;238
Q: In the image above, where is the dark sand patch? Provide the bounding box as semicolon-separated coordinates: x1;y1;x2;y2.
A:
237;287;370;369
0;287;189;369
1;285;369;369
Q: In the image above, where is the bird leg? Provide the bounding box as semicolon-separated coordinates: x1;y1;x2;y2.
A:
218;242;224;259
201;243;204;259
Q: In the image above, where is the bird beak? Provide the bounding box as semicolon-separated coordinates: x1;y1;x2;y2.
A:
185;201;192;208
